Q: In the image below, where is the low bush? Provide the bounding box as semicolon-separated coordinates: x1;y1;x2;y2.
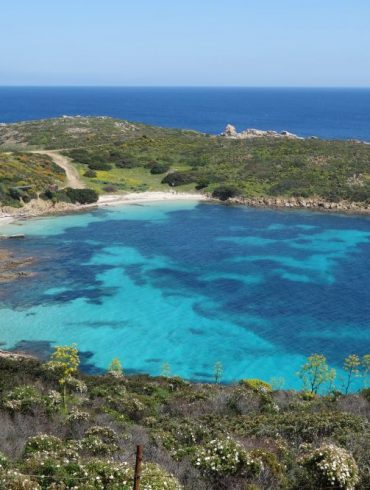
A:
115;159;139;169
3;386;44;413
212;185;240;201
83;169;97;178
88;162;112;171
239;379;272;393
64;188;99;204
162;171;196;186
150;162;171;174
194;437;263;477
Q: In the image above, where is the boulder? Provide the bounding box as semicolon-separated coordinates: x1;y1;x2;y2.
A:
222;124;238;137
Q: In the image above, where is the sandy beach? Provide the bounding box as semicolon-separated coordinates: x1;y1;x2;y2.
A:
0;191;208;229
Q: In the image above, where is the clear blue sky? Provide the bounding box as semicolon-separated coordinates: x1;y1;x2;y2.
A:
1;0;369;87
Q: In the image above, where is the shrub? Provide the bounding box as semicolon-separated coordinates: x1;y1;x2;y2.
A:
0;470;41;489
24;434;63;454
67;408;90;422
3;385;44;412
115;159;138;169
88;162;112;171
162;171;196;186
300;443;359;489
83;169;97;178
212;185;240;200
64;188;98;204
150;162;170;174
84;425;118;443
239;379;272;393
81;435;118;456
193;437;263;477
195;178;210;190
45;390;63;411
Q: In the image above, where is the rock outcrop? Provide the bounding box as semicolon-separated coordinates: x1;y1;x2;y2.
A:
221;125;303;140
227;195;370;214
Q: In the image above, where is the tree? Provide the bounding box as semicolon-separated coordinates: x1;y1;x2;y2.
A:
362;354;370;388
214;361;223;384
108;358;123;377
46;344;80;409
297;354;336;394
343;354;361;394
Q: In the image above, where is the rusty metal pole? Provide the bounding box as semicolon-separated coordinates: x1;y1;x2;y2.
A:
133;445;143;490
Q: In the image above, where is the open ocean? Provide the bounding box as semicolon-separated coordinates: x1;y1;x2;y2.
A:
1;86;370;140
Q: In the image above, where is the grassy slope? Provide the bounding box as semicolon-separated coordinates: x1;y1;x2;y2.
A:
0;152;65;206
2;117;370;202
0;355;369;489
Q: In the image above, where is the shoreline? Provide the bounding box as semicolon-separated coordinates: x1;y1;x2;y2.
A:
2;191;370;230
0;191;209;229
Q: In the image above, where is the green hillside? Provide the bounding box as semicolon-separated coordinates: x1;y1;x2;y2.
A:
0;152;65;207
1;116;370;206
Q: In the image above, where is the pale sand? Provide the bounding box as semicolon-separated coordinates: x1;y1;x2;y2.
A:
0;192;208;229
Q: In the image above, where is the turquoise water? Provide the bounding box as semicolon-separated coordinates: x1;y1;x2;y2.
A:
1;201;370;389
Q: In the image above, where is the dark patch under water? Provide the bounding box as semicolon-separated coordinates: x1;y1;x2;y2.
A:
1;202;370;388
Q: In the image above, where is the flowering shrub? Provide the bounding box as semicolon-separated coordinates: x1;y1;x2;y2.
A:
16;457;182;489
66;376;87;394
300;443;359;489
3;385;43;412
194;437;263;476
67;408;90;422
46;390;63;410
0;469;41;489
81;425;119;455
24;434;64;454
84;426;117;443
81;436;118;456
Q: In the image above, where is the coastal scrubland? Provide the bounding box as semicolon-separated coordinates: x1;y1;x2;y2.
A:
0;347;369;489
1;117;370;208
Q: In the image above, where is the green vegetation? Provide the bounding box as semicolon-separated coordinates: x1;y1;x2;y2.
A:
297;354;336;394
0;152;65;206
45;344;80;409
0;346;369;489
2;116;370;205
107;358;124;377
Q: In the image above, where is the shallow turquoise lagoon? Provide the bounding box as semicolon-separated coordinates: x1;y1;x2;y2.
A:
1;201;370;389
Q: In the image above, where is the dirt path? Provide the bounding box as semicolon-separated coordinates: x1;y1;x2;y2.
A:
31;150;85;189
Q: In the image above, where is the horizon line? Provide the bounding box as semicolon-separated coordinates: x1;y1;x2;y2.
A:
1;85;370;90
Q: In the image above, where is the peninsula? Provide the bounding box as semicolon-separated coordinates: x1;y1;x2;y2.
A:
1;117;370;222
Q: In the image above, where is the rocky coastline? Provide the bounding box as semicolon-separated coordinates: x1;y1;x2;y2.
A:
229;195;370;214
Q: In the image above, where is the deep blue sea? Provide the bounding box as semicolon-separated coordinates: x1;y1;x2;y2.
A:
1;202;370;390
1;87;370;140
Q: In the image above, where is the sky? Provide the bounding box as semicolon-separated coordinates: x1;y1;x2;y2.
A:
1;0;369;87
